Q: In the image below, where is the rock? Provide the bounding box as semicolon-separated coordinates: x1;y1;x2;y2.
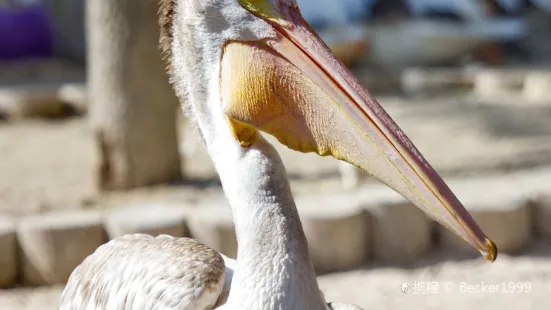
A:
523;71;551;102
0;215;17;288
0;85;67;119
438;196;532;256
365;200;432;265
104;203;188;239
297;194;370;272
474;69;526;98
17;211;105;286
533;195;551;242
187;202;237;259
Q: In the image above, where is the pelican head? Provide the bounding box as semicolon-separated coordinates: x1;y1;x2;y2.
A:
162;0;497;262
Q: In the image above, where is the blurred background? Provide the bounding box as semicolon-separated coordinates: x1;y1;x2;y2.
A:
1;0;551;309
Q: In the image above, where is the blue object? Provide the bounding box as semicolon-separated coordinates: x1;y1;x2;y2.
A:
297;0;372;28
0;5;53;60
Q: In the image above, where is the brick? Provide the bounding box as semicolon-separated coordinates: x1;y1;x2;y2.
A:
17;211;105;286
297;194;370;272
104;203;188;239
0;215;17;288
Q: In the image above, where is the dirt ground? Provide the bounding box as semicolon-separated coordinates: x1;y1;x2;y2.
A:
1;244;550;309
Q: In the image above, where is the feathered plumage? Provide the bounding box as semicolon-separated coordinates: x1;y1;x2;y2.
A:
60;235;231;309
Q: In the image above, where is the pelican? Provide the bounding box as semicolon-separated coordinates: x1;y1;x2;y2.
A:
60;0;498;309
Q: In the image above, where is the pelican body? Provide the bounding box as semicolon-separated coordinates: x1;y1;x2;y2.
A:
60;0;497;309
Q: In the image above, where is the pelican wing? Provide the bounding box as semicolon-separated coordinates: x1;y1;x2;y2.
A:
60;234;227;310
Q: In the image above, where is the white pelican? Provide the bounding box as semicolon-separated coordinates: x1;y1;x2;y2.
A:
60;0;498;309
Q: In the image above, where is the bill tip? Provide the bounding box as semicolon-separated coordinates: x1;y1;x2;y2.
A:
483;238;498;262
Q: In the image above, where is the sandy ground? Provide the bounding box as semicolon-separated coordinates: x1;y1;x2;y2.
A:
1;244;550;309
318;243;551;309
1;95;551;215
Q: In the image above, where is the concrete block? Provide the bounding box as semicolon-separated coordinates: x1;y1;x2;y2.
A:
297;194;370;272
104;203;188;239
533;195;551;241
365;200;432;265
523;71;551;102
17;211;105;286
0;85;67;119
187;202;237;259
439;197;532;255
0;215;17;288
474;69;525;98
